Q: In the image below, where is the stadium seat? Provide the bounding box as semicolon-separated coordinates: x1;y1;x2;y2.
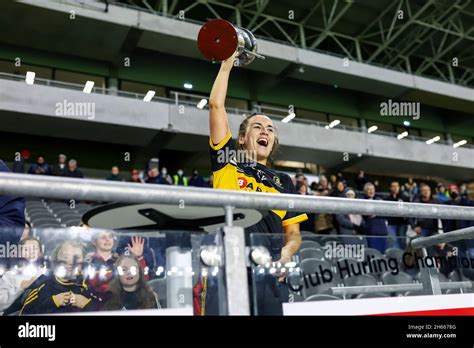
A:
356;292;389;299
301;234;321;244
300;240;322;250
320;236;340;245
448;270;468;282
404;290;425;296
300;258;336;298
26;209;51;217
31;218;60;226
384;248;404;264
299;248;325;261
364;248;383;259
28;212;55;220
381;271;413;285
304;294;340;302
343;274;378;287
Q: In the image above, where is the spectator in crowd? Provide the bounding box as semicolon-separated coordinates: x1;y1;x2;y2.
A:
409;183;441;238
448;184;461;202
329;174;337;191
303;177;310;193
0;160;25;245
103;255;159;311
52;154;67;176
355;170;369;191
312;175;334;234
161;167;173;184
430;241;457;277
106;166;122;182
146;167;170;185
336;188;366;246
314;175;330;196
28;155;52;176
296;182;307;195
86;230;118;294
188;169;207;187
404;177;418;201
62;159;84;178
129;169;143;183
332;180;346;198
296;182;315;232
115;236;153;281
293;173;305;187
442;184;462;233
16;240;102;314
373;179;380;191
12;149;30;174
362;182;388;253
0;237;46;313
173;169;188;186
436;183;450;203
383;181;409;249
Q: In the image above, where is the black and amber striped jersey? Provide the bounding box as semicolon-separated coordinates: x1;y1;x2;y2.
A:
209;131;308;238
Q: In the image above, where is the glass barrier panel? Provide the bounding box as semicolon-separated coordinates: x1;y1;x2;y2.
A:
0;226;226;316
249;232;474;315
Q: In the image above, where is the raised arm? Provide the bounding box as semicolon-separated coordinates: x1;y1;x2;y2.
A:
209;51;238;145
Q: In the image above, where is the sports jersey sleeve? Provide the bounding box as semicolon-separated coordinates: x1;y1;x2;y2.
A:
281;175;308;227
209;131;235;172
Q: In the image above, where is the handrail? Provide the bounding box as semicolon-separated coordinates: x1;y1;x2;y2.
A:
1;173;474;220
411;226;474;249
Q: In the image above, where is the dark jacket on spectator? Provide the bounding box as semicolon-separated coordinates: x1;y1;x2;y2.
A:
0;160;25;245
336;214;365;235
383;192;409;225
52;164;67;176
11;159;25;174
188;175;207;187
28;163;52;175
146;175;170;185
362;197;388;236
86;253;118;293
62;169;84;178
17;274;102;315
409;197;441;232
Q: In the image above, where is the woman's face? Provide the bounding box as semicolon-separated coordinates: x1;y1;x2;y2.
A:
118;258;140;289
239;115;275;162
336;182;345;191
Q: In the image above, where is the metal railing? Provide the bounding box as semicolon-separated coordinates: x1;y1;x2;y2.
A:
1;173;474;220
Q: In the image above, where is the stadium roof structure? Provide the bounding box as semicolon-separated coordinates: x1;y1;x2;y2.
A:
117;0;474;88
